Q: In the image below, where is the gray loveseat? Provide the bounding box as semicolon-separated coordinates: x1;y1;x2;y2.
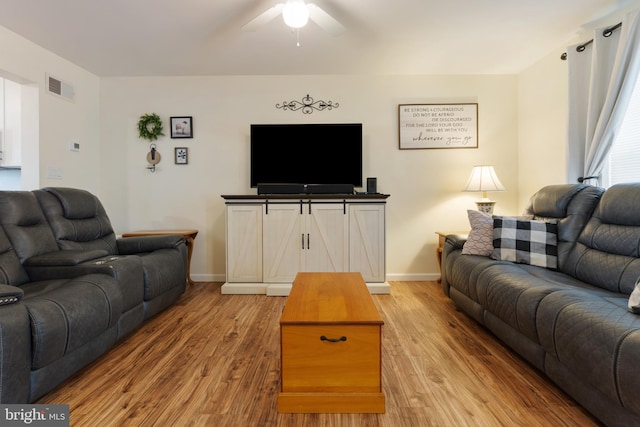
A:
441;183;640;426
0;187;188;403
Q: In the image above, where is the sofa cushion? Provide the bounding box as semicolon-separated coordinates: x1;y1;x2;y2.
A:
523;184;604;269
42;187;100;220
21;274;123;370
446;251;504;303
140;249;187;300
472;263;605;343
491;216;558;269
597;183;640;227
563;183;640;295
617;329;640;415
0;191;59;264
0;227;30;286
525;184;586;218
537;289;640;413
34;188;117;253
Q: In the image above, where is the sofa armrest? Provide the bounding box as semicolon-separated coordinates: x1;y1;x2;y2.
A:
24;253;142;283
23;250;122;282
24;249;110;266
116;235;185;254
445;233;468;250
441;234;468;297
0;286;31;402
0;284;23;306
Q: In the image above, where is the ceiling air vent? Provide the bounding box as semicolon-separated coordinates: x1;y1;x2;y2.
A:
46;74;75;102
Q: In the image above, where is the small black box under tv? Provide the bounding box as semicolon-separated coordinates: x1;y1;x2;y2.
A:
305;184;354;194
257;183;306;195
257;183;354;195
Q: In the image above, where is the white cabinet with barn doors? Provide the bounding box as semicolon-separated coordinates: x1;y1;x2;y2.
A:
221;195;389;295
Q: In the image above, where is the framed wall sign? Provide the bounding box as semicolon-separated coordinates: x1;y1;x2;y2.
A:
170;116;193;139
398;103;478;149
175;147;188;164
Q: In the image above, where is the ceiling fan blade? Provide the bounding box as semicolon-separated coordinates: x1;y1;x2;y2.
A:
242;4;285;32
307;4;346;36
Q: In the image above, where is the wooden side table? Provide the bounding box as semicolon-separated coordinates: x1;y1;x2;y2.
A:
122;229;199;286
435;231;468;282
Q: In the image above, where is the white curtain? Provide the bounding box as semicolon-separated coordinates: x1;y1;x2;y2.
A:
567;10;640;185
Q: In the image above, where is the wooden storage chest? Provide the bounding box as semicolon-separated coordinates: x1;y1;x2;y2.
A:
278;272;385;413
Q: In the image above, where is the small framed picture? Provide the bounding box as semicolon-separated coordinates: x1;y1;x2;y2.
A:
170;116;193;139
175;147;188;164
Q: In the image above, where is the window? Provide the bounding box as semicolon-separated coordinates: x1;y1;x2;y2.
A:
601;73;640;187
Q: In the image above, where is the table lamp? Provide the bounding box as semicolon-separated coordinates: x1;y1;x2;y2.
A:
463;165;505;214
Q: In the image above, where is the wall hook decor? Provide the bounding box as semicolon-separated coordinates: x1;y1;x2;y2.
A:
276;94;339;114
146;144;161;172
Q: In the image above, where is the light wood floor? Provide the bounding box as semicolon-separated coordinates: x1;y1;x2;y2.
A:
38;281;601;427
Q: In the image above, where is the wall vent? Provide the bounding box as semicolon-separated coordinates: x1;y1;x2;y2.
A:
46;74;75;102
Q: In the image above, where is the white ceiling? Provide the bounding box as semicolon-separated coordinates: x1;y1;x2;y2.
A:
0;0;636;77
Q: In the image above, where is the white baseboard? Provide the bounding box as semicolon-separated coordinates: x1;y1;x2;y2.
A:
385;273;440;282
191;273;226;283
221;281;392;296
195;273;439;285
220;282;267;294
265;283;292;296
367;282;392;294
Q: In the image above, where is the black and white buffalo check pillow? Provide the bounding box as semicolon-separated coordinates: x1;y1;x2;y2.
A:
491;216;558;269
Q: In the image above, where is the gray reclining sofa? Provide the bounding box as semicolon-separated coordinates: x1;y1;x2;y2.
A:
441;183;640;427
0;187;188;403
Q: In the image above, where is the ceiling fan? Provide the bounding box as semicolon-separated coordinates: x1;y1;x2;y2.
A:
242;0;346;36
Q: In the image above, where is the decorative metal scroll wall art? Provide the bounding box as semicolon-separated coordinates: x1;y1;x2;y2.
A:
276;94;339;114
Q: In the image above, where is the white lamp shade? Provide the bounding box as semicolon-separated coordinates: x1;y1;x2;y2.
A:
282;0;309;28
463;165;505;194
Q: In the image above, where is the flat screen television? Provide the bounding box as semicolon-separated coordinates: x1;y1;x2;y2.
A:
250;123;363;189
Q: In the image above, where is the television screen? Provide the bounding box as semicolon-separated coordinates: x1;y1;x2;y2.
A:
250;123;363;188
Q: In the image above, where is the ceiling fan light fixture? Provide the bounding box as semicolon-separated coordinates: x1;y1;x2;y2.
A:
282;0;309;29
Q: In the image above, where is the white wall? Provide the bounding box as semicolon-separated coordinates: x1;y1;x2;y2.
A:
100;74;519;281
514;6;633;211
1;78;23;167
0;23;543;282
0;26;101;192
517;48;571;211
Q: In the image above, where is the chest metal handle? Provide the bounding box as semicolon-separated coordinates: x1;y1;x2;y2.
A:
320;335;347;343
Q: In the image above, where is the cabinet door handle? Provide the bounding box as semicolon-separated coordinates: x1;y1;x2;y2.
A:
320;335;347;343
307;233;310;250
301;233;305;250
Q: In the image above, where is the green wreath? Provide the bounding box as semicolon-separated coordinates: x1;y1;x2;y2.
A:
137;113;164;141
